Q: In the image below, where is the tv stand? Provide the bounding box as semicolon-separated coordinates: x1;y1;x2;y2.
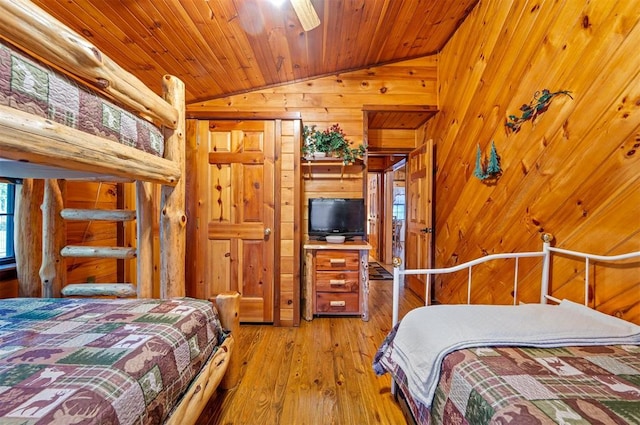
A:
313;236;355;242
302;240;372;321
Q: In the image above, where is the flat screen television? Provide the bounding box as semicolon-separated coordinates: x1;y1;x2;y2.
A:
308;198;366;239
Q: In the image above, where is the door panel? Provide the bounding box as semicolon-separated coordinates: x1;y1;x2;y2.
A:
367;173;380;260
201;120;275;322
405;140;434;302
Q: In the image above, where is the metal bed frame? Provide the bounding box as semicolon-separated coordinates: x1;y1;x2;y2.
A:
392;233;640;326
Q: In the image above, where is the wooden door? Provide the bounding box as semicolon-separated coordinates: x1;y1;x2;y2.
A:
367;173;381;260
405;140;434;302
200;120;275;323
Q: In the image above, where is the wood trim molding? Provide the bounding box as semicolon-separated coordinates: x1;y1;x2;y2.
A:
186;111;302;120
362;105;438;112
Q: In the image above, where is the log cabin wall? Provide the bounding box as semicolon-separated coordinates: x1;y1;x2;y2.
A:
367;129;416;153
189;56;438;148
187;60;437;324
188;57;439;240
425;0;640;323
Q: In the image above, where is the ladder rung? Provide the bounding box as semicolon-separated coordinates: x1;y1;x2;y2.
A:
61;208;136;221
61;283;136;298
61;245;136;259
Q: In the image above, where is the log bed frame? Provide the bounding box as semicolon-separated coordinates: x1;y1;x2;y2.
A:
0;0;239;422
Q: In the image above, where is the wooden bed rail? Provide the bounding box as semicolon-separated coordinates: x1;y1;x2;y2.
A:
0;106;181;185
0;0;178;129
213;292;241;390
392;234;640;326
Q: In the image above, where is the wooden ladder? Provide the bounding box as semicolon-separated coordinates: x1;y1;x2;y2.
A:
59;207;138;298
34;179;154;299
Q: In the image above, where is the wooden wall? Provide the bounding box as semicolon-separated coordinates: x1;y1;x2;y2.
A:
189;57;439;239
0;276;17;298
425;0;640;322
189;56;438;148
368;129;416;152
65;181;121;284
278;120;300;325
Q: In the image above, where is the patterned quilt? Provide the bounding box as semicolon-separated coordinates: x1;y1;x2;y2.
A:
384;343;640;424
0;39;164;157
0;297;226;424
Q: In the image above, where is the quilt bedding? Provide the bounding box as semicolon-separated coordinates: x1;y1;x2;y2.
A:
374;301;640;424
389;344;640;424
0;39;164;157
0;297;226;425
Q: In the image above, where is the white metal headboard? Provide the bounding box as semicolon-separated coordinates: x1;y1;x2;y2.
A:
391;233;640;326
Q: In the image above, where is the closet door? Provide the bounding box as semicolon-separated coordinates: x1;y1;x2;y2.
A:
195;120;275;323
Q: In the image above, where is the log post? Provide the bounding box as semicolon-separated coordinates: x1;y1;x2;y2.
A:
40;179;66;297
303;250;314;320
214;291;241;390
136;181;154;298
160;75;186;299
15;179;44;297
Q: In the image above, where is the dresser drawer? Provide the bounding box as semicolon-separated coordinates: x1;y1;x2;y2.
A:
316;250;360;270
315;292;359;314
315;271;359;293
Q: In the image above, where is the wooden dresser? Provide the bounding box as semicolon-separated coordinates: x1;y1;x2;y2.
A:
303;240;372;321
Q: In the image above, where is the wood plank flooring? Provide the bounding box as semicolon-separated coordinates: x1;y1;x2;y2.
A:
197;273;422;425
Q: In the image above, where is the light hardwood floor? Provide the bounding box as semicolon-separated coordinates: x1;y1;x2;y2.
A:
197;273;422;425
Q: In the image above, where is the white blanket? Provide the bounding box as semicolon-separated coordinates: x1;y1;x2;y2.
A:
377;300;640;409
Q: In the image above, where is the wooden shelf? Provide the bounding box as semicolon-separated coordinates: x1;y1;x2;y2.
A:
301;157;365;179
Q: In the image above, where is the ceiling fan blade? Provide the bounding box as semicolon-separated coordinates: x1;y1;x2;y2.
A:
290;0;320;31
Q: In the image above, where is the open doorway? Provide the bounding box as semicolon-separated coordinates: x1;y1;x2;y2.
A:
392;168;406;263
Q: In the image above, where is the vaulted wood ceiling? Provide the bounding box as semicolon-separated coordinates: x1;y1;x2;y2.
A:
33;0;477;104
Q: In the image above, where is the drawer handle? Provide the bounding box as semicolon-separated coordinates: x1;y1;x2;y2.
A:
330;279;346;286
330;301;346;307
330;259;347;265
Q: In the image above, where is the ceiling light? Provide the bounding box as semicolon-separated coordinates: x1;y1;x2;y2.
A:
290;0;320;31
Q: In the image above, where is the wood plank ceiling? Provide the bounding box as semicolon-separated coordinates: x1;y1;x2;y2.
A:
32;0;477;107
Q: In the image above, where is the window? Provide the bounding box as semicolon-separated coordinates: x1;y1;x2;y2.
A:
0;183;15;266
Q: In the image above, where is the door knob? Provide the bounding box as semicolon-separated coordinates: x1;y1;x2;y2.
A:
264;227;272;236
420;227;432;233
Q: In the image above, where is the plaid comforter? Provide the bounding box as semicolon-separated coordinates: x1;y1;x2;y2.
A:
0;39;164;157
0;297;226;424
387;343;640;424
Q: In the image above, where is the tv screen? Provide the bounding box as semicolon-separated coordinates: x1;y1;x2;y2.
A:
308;198;365;239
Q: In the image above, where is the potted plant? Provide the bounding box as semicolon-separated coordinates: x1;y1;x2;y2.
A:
302;123;366;164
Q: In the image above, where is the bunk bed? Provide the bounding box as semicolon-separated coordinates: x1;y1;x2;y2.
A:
0;1;239;423
374;234;640;424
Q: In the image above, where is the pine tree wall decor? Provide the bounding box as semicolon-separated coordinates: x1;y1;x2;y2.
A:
473;141;502;183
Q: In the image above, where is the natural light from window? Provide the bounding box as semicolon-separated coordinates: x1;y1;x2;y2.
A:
0;183;15;264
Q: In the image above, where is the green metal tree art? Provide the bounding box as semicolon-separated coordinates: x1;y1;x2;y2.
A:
474;141;502;183
486;141;501;176
473;144;486;180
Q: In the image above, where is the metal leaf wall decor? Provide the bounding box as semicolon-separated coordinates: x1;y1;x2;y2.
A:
505;89;573;133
